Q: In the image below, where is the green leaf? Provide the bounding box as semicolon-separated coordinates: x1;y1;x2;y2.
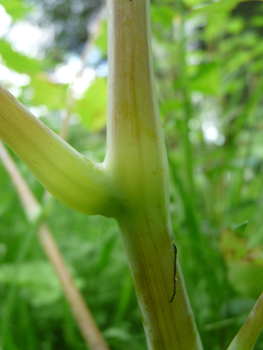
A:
30;74;68;110
187;0;241;19
75;78;107;131
250;16;263;27
0;260;84;306
190;62;219;95
220;229;263;298
0;0;32;20
0;261;61;305
227;292;263;350
182;0;206;7
228;261;263;298
220;229;248;260
226;18;245;34
94;20;108;54
160;99;183;116
0;40;41;75
151;6;174;29
103;327;133;342
234;221;249;237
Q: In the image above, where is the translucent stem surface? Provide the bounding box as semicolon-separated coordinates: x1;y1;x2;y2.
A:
0;84;112;217
105;1;203;349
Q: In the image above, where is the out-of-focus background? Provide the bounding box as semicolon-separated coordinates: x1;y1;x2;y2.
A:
1;0;263;349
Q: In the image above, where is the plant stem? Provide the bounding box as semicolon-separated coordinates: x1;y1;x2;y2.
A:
105;1;202;348
0;84;112;216
227;291;263;350
39;223;110;350
0;141;41;221
59;1;106;141
176;1;196;199
117;212;202;350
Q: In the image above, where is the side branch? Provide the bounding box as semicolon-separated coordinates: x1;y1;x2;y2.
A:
0;84;113;217
227;291;263;350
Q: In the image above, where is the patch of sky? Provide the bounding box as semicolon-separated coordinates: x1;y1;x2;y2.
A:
0;63;30;97
72;68;96;98
86;46;102;65
193;96;225;146
191;91;203;104
0;5;12;37
28;105;48;119
96;60;108;77
0;1;105;103
6;21;53;58
53;56;82;84
51;54;96;98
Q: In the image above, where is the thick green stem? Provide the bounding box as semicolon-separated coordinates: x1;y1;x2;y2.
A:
105;1;203;349
118;212;202;350
105;0;169;203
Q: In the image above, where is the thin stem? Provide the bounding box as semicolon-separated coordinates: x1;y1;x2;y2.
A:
227;291;263;350
0;141;110;350
59;1;106;141
38;223;110;350
176;0;196;199
0;141;41;221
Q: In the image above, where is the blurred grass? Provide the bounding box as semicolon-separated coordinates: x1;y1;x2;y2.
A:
0;123;146;350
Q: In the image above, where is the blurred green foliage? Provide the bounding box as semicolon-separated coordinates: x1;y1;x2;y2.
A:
1;0;263;349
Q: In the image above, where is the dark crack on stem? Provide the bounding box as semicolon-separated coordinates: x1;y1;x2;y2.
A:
169;244;177;303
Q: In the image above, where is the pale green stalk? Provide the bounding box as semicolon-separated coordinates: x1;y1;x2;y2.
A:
104;1;202;349
227;292;263;350
0;83;113;217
